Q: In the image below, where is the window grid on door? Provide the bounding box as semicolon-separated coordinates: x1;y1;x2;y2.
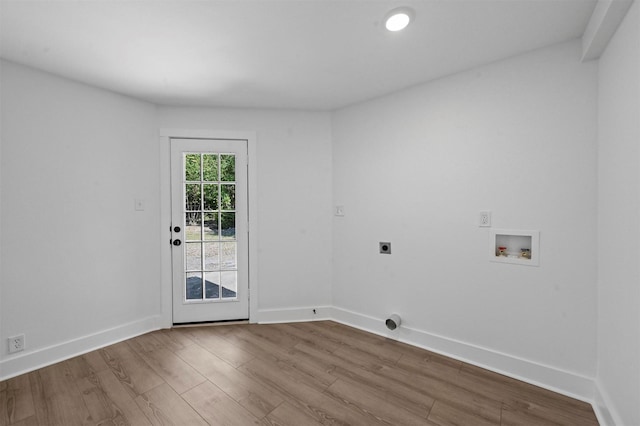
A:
183;152;237;302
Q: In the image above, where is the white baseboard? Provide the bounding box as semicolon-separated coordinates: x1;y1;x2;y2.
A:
0;315;161;381
592;381;620;426
257;306;332;324
330;306;597;404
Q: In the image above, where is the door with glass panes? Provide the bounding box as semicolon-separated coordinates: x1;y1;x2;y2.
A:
170;138;248;323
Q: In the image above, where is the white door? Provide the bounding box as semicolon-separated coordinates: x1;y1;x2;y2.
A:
170;138;249;323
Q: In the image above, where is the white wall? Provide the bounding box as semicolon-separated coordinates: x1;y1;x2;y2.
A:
0;60;161;378
2;27;636;421
157;107;333;319
332;40;598;394
596;1;640;424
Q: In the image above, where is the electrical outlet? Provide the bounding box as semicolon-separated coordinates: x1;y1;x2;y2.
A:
479;211;491;227
379;242;392;254
8;334;25;353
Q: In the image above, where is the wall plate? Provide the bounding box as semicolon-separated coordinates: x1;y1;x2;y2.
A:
479;210;491;227
379;242;391;254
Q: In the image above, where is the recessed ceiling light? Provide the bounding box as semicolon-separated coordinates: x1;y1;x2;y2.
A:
384;7;414;32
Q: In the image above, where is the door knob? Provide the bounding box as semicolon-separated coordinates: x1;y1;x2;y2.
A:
174;226;181;233
173;239;182;246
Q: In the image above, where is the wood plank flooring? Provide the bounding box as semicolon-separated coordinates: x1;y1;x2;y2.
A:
0;321;599;425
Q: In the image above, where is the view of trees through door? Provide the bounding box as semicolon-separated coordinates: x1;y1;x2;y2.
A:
183;152;238;300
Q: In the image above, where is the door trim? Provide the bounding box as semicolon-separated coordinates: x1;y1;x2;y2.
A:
159;129;258;328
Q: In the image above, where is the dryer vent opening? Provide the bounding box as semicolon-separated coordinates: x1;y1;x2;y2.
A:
385;314;401;331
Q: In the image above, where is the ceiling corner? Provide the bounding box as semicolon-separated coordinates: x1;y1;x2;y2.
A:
581;0;634;61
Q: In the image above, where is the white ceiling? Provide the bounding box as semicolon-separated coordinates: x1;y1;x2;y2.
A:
0;0;597;111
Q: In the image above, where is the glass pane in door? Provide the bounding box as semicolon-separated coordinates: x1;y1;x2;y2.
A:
186;273;203;300
204;213;218;240
221;155;235;181
183;152;238;302
202;154;218;181
203;184;218;210
185;154;201;180
185;212;202;241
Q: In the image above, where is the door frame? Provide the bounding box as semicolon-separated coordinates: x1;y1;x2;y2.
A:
159;129;258;328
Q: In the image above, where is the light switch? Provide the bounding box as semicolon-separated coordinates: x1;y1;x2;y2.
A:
135;199;145;211
335;205;345;216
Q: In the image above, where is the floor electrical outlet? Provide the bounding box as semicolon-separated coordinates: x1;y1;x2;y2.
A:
8;334;25;353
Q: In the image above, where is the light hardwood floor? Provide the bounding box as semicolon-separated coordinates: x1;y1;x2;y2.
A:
0;321;599;425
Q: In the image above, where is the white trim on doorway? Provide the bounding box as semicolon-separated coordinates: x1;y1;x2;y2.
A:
159;129;258;328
